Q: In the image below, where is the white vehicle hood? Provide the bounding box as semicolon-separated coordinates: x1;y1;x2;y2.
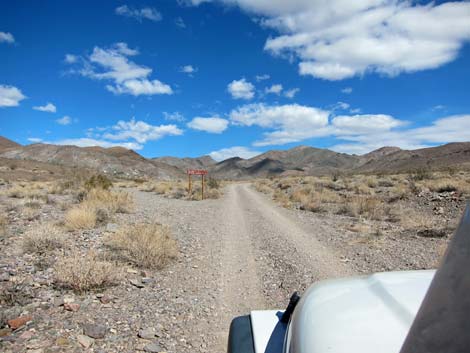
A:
251;270;435;353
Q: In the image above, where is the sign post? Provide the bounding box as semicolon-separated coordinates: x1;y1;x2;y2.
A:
187;169;208;200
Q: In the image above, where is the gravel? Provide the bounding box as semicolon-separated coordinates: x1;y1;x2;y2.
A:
0;182;452;352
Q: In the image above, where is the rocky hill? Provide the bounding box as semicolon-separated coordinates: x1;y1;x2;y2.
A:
153;155;215;171
0;136;21;151
0;143;185;180
0;136;469;180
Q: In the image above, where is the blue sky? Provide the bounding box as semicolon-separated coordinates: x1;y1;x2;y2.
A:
1;0;470;160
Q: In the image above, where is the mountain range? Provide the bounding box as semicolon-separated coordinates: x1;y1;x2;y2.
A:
1;136;469;180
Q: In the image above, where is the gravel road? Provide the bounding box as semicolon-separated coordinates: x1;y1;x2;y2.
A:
125;183;355;352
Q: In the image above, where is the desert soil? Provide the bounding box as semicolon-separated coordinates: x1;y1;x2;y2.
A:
1;183;449;353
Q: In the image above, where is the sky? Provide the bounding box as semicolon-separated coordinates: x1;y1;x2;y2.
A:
1;0;470;161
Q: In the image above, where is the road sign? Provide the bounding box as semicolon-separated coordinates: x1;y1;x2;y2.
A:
187;169;208;175
187;169;208;199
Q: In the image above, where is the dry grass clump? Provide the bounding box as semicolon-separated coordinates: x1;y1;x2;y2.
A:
64;189;134;230
204;188;221;199
22;223;66;254
54;251;120;292
86;188;134;213
5;184;45;199
424;178;465;194
254;181;272;194
273;190;292;208
64;204;97;230
337;196;385;220
298;194;323;212
108;223;177;269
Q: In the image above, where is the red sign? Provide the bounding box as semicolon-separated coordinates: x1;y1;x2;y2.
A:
187;169;208;175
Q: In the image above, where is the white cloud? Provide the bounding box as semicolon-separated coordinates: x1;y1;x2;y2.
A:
0;85;26;107
179;65;198;75
255;74;270;81
187;116;229;133
163;111;185;122
341;87;353;94
227;78;255;99
209;146;261;161
103;118;183;143
332;114;405;135
0;32;14;44
33;102;57;113
106;79;172;96
175;17;186;28
56;116;72;125
331;114;470;154
64;54;78;64
265;84;283;95
192;1;470;80
66;43;173;96
27;137;43;143
331;101;350;111
52;138;144;150
284;88;299;98
115;5;162;22
230;103;329;146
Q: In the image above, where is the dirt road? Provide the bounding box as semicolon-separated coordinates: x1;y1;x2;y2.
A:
127;183;354;352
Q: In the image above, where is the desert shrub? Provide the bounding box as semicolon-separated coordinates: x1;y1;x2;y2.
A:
273;190;292;208
426;179;459;193
153;182;172;195
108;223;177;269
86;188;134;214
378;178;395;187
298;194;323;212
204;188;220;199
22;207;40;221
22;223;66;254
354;183;375;195
84;174;113;191
409;168;432;181
54;251;120;292
338;197;385;220
290;186;312;203
366;177;378;188
207;177;220;189
388;184;409;202
254;181;272;194
64;204;97;230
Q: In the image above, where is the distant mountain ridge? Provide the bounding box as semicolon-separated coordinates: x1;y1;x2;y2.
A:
0;137;469;180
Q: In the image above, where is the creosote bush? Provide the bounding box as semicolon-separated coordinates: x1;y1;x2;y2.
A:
84;174;113;191
54;251;120;292
108;223;177;269
22;223;66;254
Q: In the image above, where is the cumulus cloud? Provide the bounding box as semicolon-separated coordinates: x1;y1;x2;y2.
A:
179;65;198;75
33;102;56;113
284;88;299;98
163;111;185;122
209;146;261;161
0;32;14;44
187;116;229;133
103;118;183;143
230;103;329;146
65;42;173;96
227;78;255;100
56;116;72;125
265;84;283;95
331;115;470;154
0;85;26;107
341;87;353;94
53;138;144;150
189;1;470;80
175;17;186;28
115;5;162;22
64;54;78;64
255;74;270;81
